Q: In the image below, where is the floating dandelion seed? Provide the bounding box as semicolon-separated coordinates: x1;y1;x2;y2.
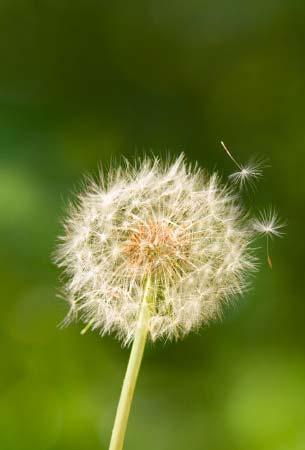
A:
253;209;285;238
221;141;264;189
54;152;283;450
229;158;265;190
253;209;285;268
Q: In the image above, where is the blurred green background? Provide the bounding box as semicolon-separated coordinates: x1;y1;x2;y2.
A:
1;1;304;450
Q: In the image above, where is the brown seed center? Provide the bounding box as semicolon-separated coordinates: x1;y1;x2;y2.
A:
122;220;188;274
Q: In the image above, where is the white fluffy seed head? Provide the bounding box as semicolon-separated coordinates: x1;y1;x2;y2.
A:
55;154;259;344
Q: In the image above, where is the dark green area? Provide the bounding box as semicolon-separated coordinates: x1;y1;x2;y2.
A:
0;1;304;449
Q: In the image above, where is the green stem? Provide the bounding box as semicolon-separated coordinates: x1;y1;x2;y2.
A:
109;277;151;450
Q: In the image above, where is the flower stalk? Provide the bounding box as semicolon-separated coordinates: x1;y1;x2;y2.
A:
109;277;152;450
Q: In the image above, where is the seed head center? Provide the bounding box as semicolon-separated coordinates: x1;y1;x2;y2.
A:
122;220;188;274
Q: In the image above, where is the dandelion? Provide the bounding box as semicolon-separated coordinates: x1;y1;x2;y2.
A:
54;153;282;450
55;155;257;344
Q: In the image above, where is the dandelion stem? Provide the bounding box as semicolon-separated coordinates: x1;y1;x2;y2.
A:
109;277;151;450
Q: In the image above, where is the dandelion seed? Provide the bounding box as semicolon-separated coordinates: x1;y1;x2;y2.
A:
253;209;285;238
97;232;108;242
229;158;265;190
221;141;264;189
253;209;285;268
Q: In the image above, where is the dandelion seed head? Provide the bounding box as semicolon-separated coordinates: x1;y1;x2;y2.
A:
55;154;259;344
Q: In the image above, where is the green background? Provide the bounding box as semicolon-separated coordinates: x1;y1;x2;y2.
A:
1;1;303;449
